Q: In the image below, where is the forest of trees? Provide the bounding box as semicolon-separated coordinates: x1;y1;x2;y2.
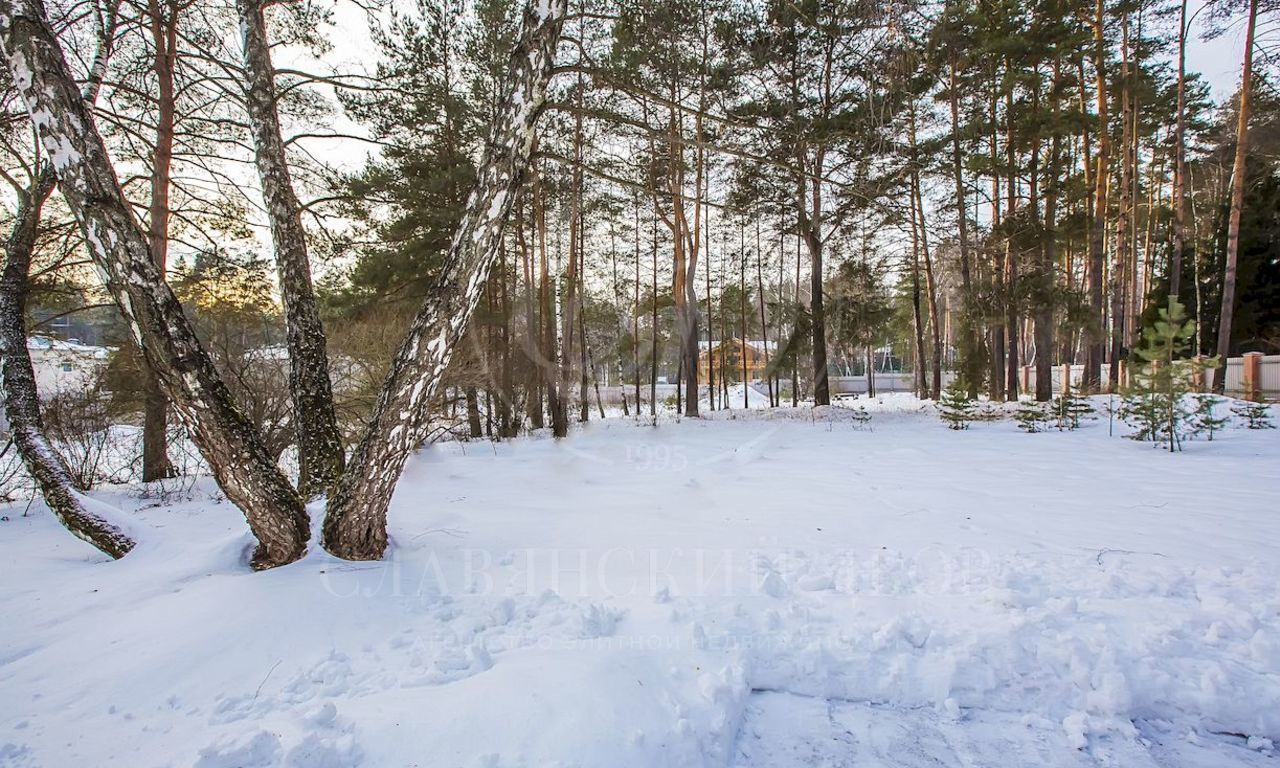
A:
0;0;1275;565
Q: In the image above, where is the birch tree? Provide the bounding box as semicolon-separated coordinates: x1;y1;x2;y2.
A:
0;0;133;558
236;0;344;496
321;0;568;559
0;0;310;568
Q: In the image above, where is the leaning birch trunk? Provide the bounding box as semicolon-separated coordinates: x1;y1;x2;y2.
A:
321;0;567;560
0;0;309;569
236;0;344;497
0;169;134;559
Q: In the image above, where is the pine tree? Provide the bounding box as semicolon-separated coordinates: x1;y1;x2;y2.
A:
848;405;871;430
1015;399;1050;433
938;377;976;430
1053;384;1094;431
339;0;480;304
1191;395;1228;440
1121;298;1220;451
1231;401;1274;430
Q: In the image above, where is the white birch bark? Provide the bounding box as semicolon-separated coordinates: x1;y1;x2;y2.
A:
322;0;567;559
0;0;309;568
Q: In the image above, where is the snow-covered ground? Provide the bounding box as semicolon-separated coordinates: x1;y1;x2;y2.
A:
700;383;773;411
1;398;1278;767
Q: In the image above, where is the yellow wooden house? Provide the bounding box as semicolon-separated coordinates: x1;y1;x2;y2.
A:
698;338;774;383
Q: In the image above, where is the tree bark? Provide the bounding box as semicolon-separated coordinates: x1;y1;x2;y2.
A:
142;0;177;482
1003;85;1019;401
516;191;543;429
1110;14;1133;391
577;255;589;423
499;243;514;436
321;0;567;560
650;217;657;418
236;0;344;497
908;186;928;398
1213;0;1258;392
535;156;559;430
609;221;629;416
0;0;309;569
667;103;700;417
465;386;482;437
1084;0;1111;391
755;218;773;406
802;173;829;406
739;222;748;406
1036;60;1063;403
633;196;641;414
907;101;941;400
705;200;716;411
1170;0;1188;300
988;92;1005;401
947;56;979;397
556;75;585;434
0;169;134;559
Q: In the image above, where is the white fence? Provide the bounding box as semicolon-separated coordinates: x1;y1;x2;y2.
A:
1024;353;1279;398
829;353;1278;400
829;372;956;396
610;353;1279;402
1232;353;1280;395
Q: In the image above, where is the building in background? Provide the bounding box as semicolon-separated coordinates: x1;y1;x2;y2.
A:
698;338;774;384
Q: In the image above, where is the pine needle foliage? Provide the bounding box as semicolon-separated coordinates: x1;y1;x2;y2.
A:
1120;299;1220;452
938;377;976;430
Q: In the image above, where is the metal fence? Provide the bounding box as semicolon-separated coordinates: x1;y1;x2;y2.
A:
829;353;1278;400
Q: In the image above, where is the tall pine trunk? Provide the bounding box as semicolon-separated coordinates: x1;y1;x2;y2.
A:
1084;0;1111;391
755;219;773;407
609;222;629;416
1003;86;1019;401
908;101;942;399
948;57;979;397
536;157;559;430
1110;14;1133;391
556;78;584;435
908;186;928;398
1036;60;1064;402
142;0;176;482
516;190;543;429
1170;0;1188;300
1213;0;1258;392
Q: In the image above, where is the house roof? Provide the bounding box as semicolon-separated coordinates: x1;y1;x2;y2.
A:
26;336;111;359
697;338;774;355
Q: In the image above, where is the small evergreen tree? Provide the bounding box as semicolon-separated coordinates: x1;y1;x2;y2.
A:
1121;298;1220;452
849;405;872;430
976;402;1003;422
1231;401;1275;429
938;377;976;430
1015;399;1050;433
1190;395;1229;440
1053;384;1094;431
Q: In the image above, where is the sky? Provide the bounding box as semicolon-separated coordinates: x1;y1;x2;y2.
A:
1185;0;1251;102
